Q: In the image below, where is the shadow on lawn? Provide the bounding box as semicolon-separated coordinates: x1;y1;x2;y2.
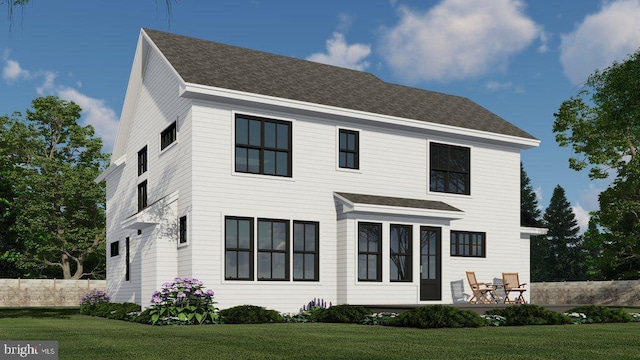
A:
0;307;79;319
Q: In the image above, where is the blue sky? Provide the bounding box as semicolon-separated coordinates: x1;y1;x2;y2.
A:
2;0;640;230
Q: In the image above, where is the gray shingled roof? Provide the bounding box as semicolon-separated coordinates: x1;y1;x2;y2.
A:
144;28;536;140
335;192;462;213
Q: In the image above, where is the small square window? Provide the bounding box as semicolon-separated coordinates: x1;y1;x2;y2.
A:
161;122;177;150
110;241;119;257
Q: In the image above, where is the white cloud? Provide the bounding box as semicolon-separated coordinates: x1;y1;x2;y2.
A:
57;87;119;148
485;81;513;91
1;52;118;150
560;0;640;85
36;71;56;95
538;31;550;53
571;204;591;233
2;59;30;82
337;13;354;33
307;32;371;71
379;0;542;83
534;186;544;212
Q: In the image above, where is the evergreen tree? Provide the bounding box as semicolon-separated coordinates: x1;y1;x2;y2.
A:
521;162;541;222
539;185;584;281
521;163;547;282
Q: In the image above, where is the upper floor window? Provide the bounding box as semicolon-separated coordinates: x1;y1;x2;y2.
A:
160;122;177;151
179;216;187;245
339;129;359;169
390;224;412;282
451;231;485;257
138;146;147;176
358;222;382;282
235;114;291;177
137;180;147;211
430;142;470;195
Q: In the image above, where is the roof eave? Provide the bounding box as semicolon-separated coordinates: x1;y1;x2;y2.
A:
180;82;540;149
333;193;465;220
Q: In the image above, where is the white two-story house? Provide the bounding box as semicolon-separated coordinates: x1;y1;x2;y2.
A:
96;28;544;312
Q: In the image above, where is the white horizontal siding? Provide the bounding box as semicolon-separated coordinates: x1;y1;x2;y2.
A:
183;100;526;312
107;45;530;312
105;47;191;308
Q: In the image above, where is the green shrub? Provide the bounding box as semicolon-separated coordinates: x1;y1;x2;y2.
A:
486;304;572;326
92;302;121;317
106;302;142;320
219;305;283;324
79;290;110;315
310;304;371;324
390;305;484;329
147;277;219;325
566;306;635;323
133;308;152;324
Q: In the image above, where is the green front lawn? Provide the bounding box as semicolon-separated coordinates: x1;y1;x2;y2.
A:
1;308;639;359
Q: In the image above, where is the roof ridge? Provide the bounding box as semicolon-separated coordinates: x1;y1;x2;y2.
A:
142;28;537;141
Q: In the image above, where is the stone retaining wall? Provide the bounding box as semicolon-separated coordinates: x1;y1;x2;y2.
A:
0;279;106;307
531;280;640;306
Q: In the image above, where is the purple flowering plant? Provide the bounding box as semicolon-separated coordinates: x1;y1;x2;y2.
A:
148;277;218;325
79;290;110;314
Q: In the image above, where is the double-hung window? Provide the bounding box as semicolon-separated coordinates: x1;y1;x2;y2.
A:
293;221;319;281
225;217;254;280
390;224;412;282
339;129;359;169
137;180;147;211
138;146;147;176
235;114;292;177
358;222;382;282
450;231;485;257
257;219;289;280
430;142;470;195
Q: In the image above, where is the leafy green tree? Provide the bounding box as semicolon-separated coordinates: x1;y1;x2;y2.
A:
1;96;108;279
537;185;585;281
0;115;22;277
553;48;640;279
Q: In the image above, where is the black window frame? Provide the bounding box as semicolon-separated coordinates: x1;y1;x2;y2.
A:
429;142;470;195
234;114;292;177
137;180;147;211
160;122;177;151
110;241;119;257
450;231;486;257
257;218;290;281
125;237;130;281
179;215;187;245
138;146;147;176
338;129;359;169
293;221;319;281
358;222;382;282
225;217;254;281
390;224;412;282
